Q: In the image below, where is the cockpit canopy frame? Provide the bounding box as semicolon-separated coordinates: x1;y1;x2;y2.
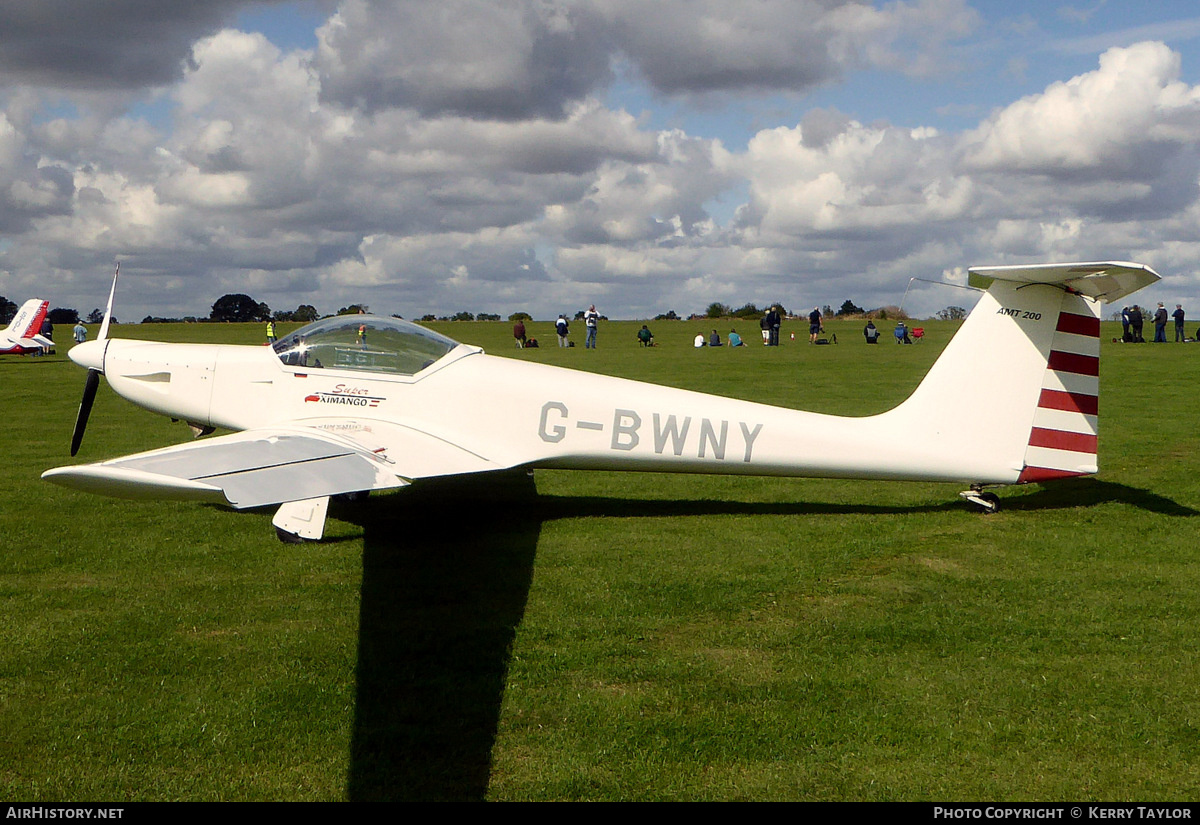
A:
272;315;461;376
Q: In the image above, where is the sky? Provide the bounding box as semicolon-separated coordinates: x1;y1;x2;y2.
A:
4;0;1200;322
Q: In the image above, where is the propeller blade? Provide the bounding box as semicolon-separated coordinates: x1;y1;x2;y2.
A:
70;368;101;456
98;262;119;342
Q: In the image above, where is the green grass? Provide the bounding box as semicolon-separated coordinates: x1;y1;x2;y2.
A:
2;317;1198;800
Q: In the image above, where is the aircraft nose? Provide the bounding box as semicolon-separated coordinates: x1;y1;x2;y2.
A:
69;339;105;372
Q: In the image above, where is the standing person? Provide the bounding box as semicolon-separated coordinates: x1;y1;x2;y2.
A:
1120;306;1131;342
759;311;770;345
764;306;780;346
556;314;570;347
73;319;87;344
513;319;527;348
808;306;822;343
266;319;276;344
1129;305;1144;342
584;304;599;348
39;317;53;356
1173;304;1186;342
357;322;367;350
1154;303;1168;343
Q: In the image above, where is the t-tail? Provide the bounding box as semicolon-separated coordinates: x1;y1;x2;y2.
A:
874;261;1158;509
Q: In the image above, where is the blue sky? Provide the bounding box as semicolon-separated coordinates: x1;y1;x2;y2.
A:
3;1;1200;322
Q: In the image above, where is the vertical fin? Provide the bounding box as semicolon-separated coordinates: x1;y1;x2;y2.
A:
877;262;1157;485
5;299;49;339
877;279;1072;484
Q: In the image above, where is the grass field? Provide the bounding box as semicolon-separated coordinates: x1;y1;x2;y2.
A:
2;314;1198;801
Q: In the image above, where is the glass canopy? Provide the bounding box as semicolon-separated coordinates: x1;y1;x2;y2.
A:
273;315;461;375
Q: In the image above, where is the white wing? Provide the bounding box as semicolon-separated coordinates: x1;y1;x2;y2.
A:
42;426;410;508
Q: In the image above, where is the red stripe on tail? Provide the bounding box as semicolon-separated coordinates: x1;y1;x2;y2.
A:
1047;350;1099;376
1018;466;1090;483
1055;312;1100;337
1037;388;1098;416
1028;427;1097;454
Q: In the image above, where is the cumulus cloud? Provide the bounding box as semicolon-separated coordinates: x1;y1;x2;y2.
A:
606;0;977;96
0;0;268;89
735;117;971;245
5;2;1200;323
314;0;979;117
966;42;1200;173
963;41;1200;223
315;0;614;118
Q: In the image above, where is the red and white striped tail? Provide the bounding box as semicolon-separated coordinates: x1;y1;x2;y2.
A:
1018;293;1100;482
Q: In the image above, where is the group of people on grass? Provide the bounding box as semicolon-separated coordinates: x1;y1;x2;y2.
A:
1120;303;1190;343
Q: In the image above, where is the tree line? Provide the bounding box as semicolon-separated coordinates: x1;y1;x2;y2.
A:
2;289;969;326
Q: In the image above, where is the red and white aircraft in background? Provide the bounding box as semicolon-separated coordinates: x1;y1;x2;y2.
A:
44;262;1159;541
0;299;54;355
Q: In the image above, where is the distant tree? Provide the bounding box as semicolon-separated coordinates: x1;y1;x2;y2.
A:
706;302;731;318
508;311;532;322
211;294;269;322
822;305;833;319
732;303;761;319
86;308;105;324
836;300;865;316
654;310;680;321
450;311;475;321
475;313;500;321
870;306;907;321
48;307;79;324
337;304;368;315
294;304;319;322
419;314;437;322
0;297;17;324
936;306;968;321
574;310;586;321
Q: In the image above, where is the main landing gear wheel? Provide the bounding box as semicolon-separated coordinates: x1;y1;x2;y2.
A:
275;526;309;544
959;487;1001;514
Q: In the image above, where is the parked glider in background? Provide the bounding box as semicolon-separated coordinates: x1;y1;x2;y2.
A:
0;299;53;355
44;262;1159;541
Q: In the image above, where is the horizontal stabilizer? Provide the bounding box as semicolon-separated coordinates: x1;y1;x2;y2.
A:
968;261;1160;304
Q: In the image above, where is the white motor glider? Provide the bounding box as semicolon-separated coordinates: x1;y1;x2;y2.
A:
43;262;1158;541
1;298;55;355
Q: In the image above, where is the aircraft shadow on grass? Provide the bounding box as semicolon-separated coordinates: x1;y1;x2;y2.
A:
337;471;1194;801
996;477;1198;517
341;472;542;802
